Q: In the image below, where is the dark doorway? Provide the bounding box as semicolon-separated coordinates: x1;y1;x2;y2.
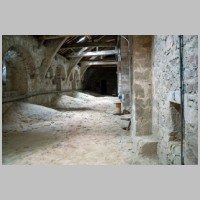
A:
83;66;117;96
101;80;107;94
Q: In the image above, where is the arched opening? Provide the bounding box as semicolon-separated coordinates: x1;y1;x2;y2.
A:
3;47;29;97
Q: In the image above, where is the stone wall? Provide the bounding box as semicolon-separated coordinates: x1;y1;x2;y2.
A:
2;35;43;95
2;35;82;113
152;35;198;165
182;36;198;164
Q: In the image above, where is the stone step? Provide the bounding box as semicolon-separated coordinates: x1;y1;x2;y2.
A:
138;141;158;158
133;136;159;159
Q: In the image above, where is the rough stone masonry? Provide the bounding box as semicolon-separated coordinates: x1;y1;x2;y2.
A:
151;35;198;165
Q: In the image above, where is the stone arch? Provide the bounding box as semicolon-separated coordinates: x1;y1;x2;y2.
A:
4;45;36;79
66;46;95;87
80;65;90;81
3;46;30;97
40;37;70;79
66;48;90;84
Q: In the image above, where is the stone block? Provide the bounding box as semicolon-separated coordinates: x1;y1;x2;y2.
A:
184;106;198;124
187;94;196;101
138;141;158;158
188;100;194;107
173;145;181;156
184;68;197;79
185;79;198;93
184;148;198;165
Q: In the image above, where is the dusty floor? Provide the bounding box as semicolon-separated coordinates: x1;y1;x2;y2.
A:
2;91;138;165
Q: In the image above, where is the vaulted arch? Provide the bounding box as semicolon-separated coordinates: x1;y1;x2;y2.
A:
5;45;36;79
40;37;70;80
3;46;31;96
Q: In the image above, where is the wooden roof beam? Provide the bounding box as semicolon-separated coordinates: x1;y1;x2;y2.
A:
61;42;116;49
67;49;119;57
80;60;118;66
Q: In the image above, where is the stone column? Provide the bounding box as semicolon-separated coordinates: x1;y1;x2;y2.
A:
120;36;131;112
131;35;153;136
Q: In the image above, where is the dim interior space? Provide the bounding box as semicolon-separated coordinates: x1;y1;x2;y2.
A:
1;35;198;165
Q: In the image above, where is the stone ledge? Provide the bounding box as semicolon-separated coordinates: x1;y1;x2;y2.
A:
138;141;158;158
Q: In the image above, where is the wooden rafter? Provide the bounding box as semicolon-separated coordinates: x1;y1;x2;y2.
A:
61;42;116;49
